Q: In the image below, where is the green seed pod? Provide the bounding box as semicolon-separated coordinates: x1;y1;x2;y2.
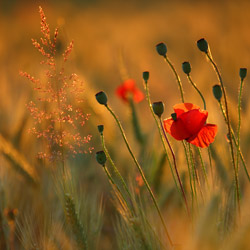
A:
182;61;191;75
171;113;177;121
143;71;149;82
212;85;222;101
239;68;247;80
156;43;167;57
95;91;108;105
197;38;208;53
152;101;164;118
96;151;106;166
97;125;104;134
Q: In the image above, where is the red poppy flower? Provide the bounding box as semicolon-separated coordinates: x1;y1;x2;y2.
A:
163;103;217;148
116;79;144;103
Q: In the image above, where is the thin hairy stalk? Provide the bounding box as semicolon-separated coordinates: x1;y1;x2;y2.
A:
188;144;200;210
182;141;195;212
159;118;190;218
164;56;185;102
104;104;173;247
206;53;240;214
236;78;244;174
129;98;144;145
218;102;250;181
187;75;206;110
143;80;178;192
186;74;209;190
100;133;133;210
208;146;214;186
197;148;209;190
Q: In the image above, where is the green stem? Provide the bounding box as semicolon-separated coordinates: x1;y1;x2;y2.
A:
159;118;190;218
129;98;144;145
236;78;244;174
105;104;173;247
164;56;185;102
206;53;240;215
197;147;209;190
187;75;206;110
143;80;179;192
100;133;133;208
218;101;250;181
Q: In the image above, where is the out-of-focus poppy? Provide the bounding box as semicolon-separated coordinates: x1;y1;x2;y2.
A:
163;103;217;148
116;79;144;103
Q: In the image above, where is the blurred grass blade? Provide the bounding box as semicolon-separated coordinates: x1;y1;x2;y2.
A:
0;134;38;185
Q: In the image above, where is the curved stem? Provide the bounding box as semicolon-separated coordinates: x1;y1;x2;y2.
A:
236;78;244;173
159;118;190;218
187;75;206;110
105;104;173;247
164;56;185;103
206;53;240;215
143;80;179;192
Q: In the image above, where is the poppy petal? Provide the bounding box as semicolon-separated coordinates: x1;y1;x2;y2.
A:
187;124;218;148
133;88;144;103
123;79;136;91
178;109;208;136
174;103;201;116
163;117;191;140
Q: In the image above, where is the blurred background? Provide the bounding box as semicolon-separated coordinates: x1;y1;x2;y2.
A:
1;0;250;248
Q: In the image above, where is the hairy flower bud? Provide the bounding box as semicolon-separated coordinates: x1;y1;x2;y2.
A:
97;125;104;134
171;113;177;121
182;62;191;75
197;38;208;53
152;101;164;118
95;91;108;105
212;85;222;101
96;151;106;166
156;43;167;57
143;71;149;82
239;68;247;80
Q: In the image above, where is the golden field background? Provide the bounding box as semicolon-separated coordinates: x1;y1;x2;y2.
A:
1;0;250;249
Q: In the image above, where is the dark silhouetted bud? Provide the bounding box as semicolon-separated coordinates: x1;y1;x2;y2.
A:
171;113;177;121
239;68;247;80
156;43;167;57
182;61;191;75
197;38;208;53
152;101;164;117
95;91;108;105
97;125;104;134
213;85;222;101
143;71;149;82
96;151;106;166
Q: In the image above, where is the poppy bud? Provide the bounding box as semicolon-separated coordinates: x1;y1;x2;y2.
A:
152;101;164;118
171;113;177;121
182;61;191;75
197;38;208;53
95;91;108;105
97;125;104;134
156;43;167;57
143;71;149;82
96;151;106;166
239;68;247;80
212;85;222;101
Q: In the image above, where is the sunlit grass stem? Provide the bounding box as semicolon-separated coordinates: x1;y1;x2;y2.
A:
164;56;185;103
159;118;190;218
143;77;179;193
104;104;174;247
206;52;240;215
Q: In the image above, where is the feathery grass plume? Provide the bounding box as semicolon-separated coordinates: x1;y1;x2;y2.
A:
20;6;93;163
